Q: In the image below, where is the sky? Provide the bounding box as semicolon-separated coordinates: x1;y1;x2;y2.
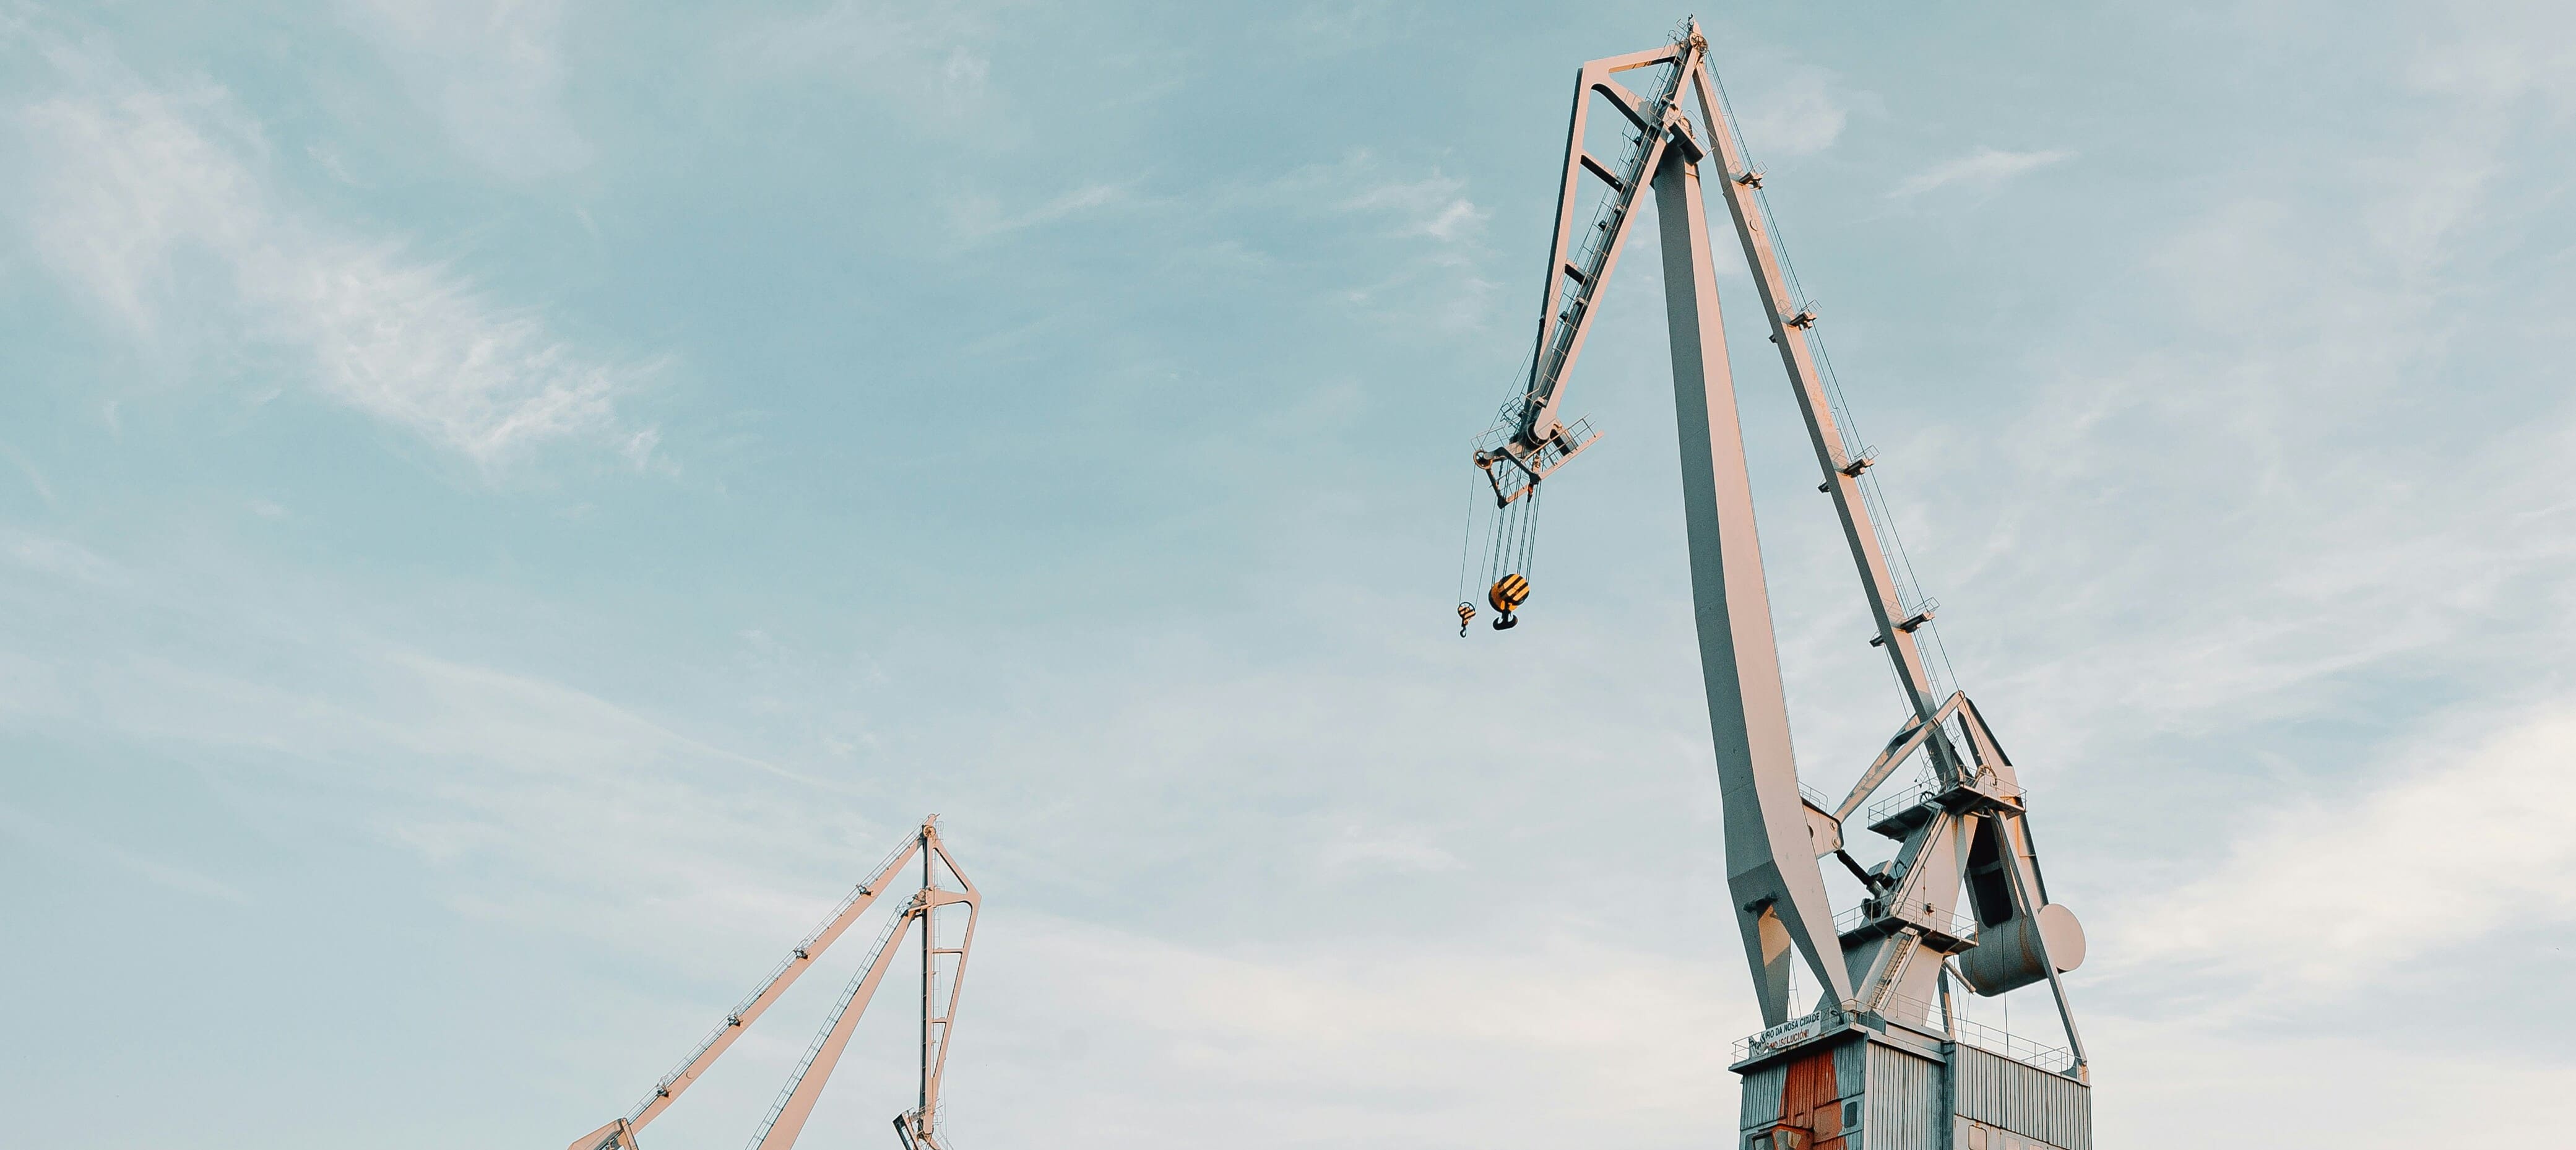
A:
4;1;2574;1147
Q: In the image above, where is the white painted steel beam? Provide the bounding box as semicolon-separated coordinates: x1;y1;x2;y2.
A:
569;836;925;1150
568;817;983;1150
753;897;926;1150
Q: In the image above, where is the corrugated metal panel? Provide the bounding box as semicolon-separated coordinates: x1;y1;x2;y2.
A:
1835;1040;1870;1096
1862;1041;1946;1150
1952;1045;2090;1150
1739;1063;1786;1133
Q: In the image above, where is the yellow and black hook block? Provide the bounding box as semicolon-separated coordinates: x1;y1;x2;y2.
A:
1488;573;1529;630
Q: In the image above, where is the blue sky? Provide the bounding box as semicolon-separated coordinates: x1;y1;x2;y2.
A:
4;2;2574;1147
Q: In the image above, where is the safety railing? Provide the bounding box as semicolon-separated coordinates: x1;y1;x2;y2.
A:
1861;767;2024;829
1862;775;1938;828
1730;993;2077;1077
806;834;918;948
1832;900;1977;943
743;895;919;1149
1730;1004;1837;1063
1968;769;2023;802
626;835;923;1122
1875;992;2078;1075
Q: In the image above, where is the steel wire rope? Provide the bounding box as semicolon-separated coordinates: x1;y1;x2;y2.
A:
1519;482;1544;588
1510;485;1529;579
1810;339;1930;618
1812;314;1964;699
1709;57;1964;701
1456;461;1485;610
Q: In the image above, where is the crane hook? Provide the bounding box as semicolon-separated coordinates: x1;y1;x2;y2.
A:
1456;602;1476;636
1488;573;1529;630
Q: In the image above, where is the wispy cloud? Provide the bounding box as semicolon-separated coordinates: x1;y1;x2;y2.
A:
2111;702;2576;997
2;528;127;587
950;181;1128;242
1160;152;1498;333
1727;64;1848;158
9;48;654;469
2405;4;2576;113
0;802;251;904
1316;824;1464;876
337;0;592;179
728;0;998;123
87;642;874;975
1341;171;1488;242
1889;146;2073;198
0;441;56;506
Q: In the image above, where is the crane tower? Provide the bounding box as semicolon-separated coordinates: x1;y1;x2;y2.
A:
1464;21;2093;1150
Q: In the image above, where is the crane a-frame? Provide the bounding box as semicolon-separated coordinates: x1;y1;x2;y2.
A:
1467;21;2093;1150
569;816;979;1150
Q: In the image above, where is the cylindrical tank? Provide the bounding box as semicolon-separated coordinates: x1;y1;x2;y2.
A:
1959;903;2085;996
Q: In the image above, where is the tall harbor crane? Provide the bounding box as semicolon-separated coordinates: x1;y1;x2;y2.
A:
1464;20;2093;1150
568;816;979;1150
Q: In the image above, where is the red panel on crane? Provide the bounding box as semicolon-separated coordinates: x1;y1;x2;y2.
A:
1778;1048;1846;1149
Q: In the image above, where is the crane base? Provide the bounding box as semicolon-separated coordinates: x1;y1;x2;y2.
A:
1732;1016;2090;1150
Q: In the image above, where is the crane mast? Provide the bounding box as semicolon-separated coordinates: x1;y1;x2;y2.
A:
1470;20;2095;1150
568;816;979;1150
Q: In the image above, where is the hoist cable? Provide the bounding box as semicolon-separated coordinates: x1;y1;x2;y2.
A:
1711;53;1964;698
1519;483;1544;587
1456;463;1484;607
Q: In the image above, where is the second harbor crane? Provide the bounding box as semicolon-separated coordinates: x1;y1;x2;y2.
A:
568;816;979;1150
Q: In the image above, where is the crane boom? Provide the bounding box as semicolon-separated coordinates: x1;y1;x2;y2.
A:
570;834;925;1150
568;816;979;1150
751;823;978;1150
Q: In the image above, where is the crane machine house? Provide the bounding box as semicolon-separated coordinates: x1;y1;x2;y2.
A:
1460;20;2092;1150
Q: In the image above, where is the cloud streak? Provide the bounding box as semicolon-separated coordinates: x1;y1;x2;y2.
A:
337;0;593;179
9;50;654;469
1342;171;1489;242
2110;702;2576;997
1727;65;1848;158
1890;146;2073;198
0;801;251;904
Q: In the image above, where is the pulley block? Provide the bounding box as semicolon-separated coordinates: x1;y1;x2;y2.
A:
1489;573;1530;629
